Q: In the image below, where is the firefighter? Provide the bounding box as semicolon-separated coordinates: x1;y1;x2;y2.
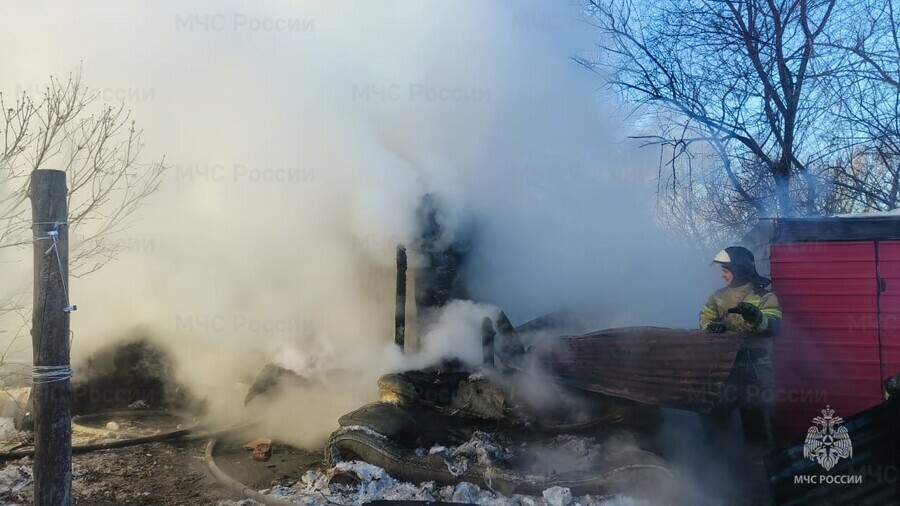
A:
700;246;782;450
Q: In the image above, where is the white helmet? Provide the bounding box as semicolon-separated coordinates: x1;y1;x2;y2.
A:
712;249;732;265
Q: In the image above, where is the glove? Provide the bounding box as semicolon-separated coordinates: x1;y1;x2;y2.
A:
728;302;762;325
705;321;727;333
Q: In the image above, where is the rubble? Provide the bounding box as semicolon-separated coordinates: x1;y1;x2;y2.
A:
424;431;512;476
261;459;643;505
128;400;150;410
452;431;511;467
244;365;311;406
248;432;649;505
71;338;199;415
0;440;233;505
243;437;274;462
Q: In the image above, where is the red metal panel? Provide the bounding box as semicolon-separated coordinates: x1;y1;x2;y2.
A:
776;293;878;312
770;241;881;444
769;261;876;279
878;241;900;381
775;278;873;296
774;312;878;332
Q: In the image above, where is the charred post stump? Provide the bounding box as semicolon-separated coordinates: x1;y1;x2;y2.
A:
482;317;496;367
30;169;73;506
413;194;469;327
496;311;525;367
395;245;407;351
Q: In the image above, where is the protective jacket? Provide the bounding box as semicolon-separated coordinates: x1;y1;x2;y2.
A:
699;282;782;337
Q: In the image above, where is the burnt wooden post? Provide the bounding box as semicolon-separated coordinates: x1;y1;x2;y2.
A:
496;311;525;362
482;317;495;366
394;245;407;351
30;169;72;506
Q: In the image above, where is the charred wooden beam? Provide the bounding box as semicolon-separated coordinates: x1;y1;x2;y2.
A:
481;317;496;367
413;194;468;325
395;245;407;351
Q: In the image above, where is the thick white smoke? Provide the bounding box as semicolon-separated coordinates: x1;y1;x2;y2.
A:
0;1;719;446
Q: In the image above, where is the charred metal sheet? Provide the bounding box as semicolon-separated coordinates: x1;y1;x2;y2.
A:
535;327;745;412
514;310;583;335
766;398;900;505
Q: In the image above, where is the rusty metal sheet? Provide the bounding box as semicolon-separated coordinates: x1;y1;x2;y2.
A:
534;326;746;412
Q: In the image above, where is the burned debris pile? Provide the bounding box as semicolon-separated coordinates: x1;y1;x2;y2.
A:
326;366;677;500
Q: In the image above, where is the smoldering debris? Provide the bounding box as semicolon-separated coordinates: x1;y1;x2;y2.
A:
426;430;512;476
0;2;738;503
1;0;712;458
413;193;471;326
243;364;312;406
259;433;652;505
71;335;202;415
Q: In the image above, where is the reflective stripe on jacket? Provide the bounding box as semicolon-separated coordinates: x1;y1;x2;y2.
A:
699;282;782;336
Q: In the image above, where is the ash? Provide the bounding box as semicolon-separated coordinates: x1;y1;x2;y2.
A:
250;433;647;506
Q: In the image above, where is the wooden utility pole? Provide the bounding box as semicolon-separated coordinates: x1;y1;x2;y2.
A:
30;169;72;506
394;245;407;351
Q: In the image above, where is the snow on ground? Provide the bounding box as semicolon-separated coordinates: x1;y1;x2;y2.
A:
261;466;638;506
0;464;32;497
248;432;649;506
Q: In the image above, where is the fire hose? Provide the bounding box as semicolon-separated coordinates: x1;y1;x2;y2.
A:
0;411;256;461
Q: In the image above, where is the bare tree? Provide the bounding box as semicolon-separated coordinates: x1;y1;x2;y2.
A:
0;69;165;386
2;72;165;274
823;0;900;211
580;0;842;242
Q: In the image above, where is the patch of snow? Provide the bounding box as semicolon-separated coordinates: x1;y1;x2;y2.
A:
262;462;641;505
451;481;481;503
0;464;32;495
333;425;387;440
542;486;573;506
